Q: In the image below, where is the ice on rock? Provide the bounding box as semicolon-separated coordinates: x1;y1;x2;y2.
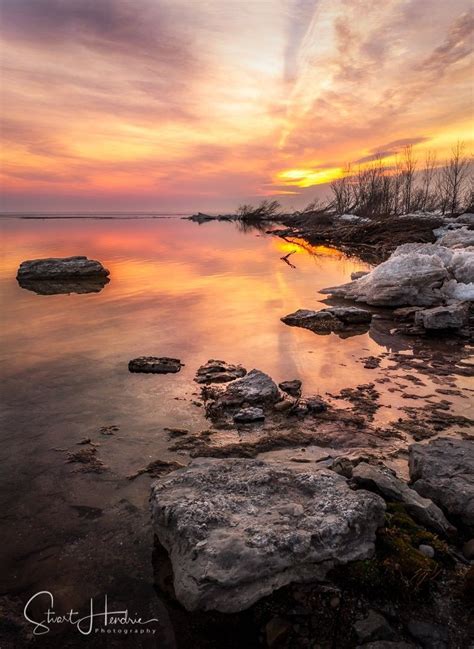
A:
321;238;473;307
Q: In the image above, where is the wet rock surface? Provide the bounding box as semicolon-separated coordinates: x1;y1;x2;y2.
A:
409;437;474;532
17;256;109;280
150;458;385;612
281;306;372;336
195;359;247;384
128;356;184;373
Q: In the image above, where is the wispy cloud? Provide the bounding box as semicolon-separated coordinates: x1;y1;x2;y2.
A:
0;0;472;210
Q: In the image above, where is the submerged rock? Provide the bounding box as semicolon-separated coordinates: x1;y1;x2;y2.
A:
17;256;109;280
281;307;372;335
321;243;474;307
409;438;474;532
414;302;469;330
195;359;247;384
150;458;385;612
352;462;455;536
128;357;184;373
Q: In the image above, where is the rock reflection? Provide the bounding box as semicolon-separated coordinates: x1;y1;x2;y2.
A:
17;276;110;295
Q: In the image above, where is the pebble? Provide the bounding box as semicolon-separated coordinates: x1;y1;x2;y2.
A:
418;544;435;558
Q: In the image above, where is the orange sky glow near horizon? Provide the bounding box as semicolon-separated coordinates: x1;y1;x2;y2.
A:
0;0;473;212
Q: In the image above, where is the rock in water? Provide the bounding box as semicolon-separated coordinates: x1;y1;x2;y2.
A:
128;357;183;374
195;360;247;384
414;302;469;330
17;256;109;280
150;458;385;612
17;277;109;295
352;462;455;536
220;369;280;405
409;438;474;532
281;307;372;335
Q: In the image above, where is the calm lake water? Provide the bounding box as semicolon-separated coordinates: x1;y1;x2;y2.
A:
0;216;471;647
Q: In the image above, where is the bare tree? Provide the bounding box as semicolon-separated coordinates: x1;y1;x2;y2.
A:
330;163;353;214
420;150;437;212
401;145;417;214
437;142;470;215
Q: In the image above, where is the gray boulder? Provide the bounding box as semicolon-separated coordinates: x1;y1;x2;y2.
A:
414;302;469;330
128;357;183;374
409;438;474;532
195;359;247;384
17;256;109;280
352;463;455;536
150;458;385;612
220;369;280;406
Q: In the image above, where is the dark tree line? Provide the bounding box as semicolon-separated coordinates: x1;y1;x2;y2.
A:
328;142;472;218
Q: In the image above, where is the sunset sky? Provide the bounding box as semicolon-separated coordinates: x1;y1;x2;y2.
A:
1;0;473;212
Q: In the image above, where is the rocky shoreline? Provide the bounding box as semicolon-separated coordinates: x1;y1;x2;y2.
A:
8;213;474;648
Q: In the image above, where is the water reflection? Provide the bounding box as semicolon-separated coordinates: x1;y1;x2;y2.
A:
18;276;110;295
0;216;470;647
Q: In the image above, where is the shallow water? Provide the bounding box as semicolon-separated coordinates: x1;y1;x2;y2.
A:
0;216;472;646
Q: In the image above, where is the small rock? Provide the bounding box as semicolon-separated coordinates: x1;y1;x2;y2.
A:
418;544;435;558
128;357;184;374
354;610;396;644
233;407;265;423
195;360;247;384
462;538;474;560
281;307;372;335
330;596;340;608
279;380;302;397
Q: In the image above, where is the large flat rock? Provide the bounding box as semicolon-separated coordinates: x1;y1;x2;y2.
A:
409;437;474;532
150;458;385;612
17;256;109;280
